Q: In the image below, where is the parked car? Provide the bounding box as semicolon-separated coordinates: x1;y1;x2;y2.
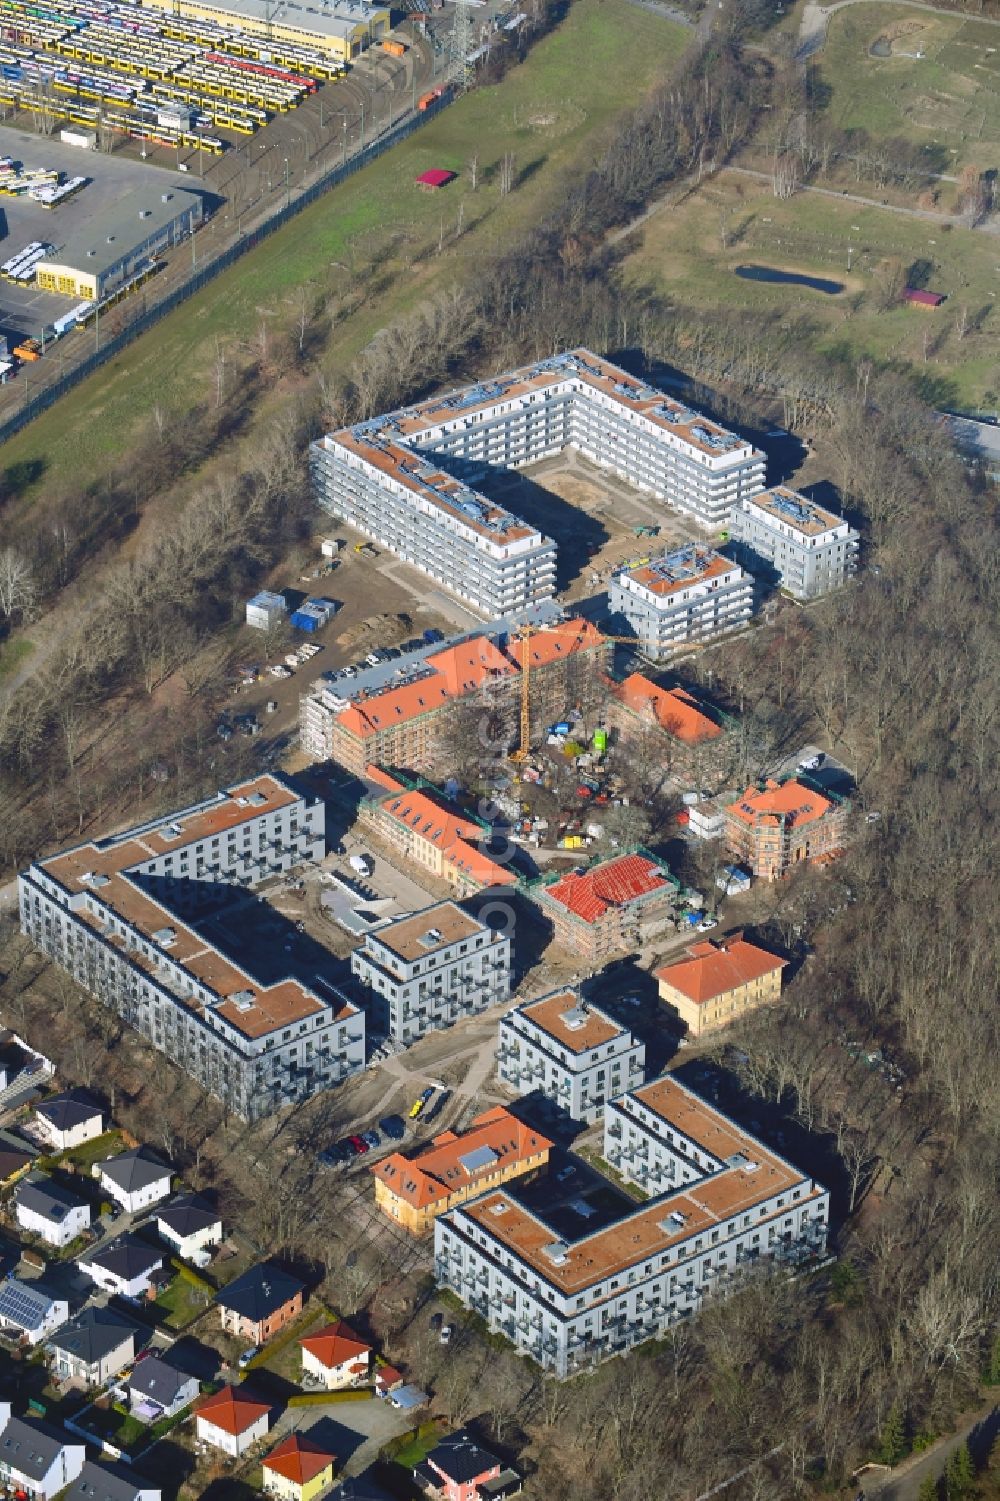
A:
422;628;444;644
554;1166;575;1184
797;753;824;772
430;1313;443;1332
697;917;718;932
439;1325;453;1347
379;1115;406;1140
348;1135;369;1155
237;1347;259;1370
361;1129;381;1149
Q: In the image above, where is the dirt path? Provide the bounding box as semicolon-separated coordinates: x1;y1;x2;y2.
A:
797;0;1000;60
726;164;1000;233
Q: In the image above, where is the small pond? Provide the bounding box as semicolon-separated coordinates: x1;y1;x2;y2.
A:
735;264;845;295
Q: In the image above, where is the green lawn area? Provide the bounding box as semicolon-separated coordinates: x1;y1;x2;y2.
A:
624;170;1000;406
61;1129;126;1172
156;1273;214;1331
388;1420;444;1469
0;0;689;502
0;636;33;680
815;4;1000;172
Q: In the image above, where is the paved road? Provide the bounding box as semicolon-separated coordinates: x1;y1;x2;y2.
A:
859;1402;999;1500
797;0;1000;60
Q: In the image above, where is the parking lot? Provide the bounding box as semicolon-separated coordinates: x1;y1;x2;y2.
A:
0;129;194;338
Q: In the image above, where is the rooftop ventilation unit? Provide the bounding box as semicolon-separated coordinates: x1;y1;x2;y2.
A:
726;1152;759;1171
489;1201;509;1217
542;1240;569;1266
229;990;256;1012
661;1211;688;1233
151;927;177;948
418;927;443;946
562;1006;588;1031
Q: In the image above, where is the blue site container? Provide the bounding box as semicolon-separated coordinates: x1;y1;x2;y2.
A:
290;609;319;633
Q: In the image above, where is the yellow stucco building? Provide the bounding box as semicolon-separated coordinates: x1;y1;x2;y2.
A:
262;1433;335;1501
140;0;388;63
371;1106;552;1236
655;934;787;1038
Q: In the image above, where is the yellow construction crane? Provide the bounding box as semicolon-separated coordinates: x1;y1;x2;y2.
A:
509;621;706;763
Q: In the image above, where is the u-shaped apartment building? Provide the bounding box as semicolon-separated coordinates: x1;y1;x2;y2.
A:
434;1075;828;1377
310;349;766;618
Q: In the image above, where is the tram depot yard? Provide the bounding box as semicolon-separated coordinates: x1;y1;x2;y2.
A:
0;136;190;349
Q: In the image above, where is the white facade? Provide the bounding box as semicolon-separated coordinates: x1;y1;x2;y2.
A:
351;902;512;1043
301;1344;371;1390
17;775;365;1123
497;990;645;1124
155;1203;223;1263
609;545;753;658
196;1412;269;1458
0;1407;84;1500
0;1283;68;1346
728;487;860;600
97;1166;172;1216
15;1190;91;1248
311;351;765;619
82;1251;162;1299
435;1079;828;1378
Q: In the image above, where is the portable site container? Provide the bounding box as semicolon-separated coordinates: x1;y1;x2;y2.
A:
246;589;287;629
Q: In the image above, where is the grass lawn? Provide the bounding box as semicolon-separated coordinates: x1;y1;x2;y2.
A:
156;1273;214;1331
389;1420;444;1469
0;0;689;501
0;636;33;680
623;170;1000;406
815;3;1000;172
61;1129;126;1172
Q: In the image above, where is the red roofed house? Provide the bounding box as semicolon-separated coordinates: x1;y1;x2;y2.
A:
655;934;787;1037
195;1387;270;1458
902;287;945;308
724;778;849;881
416;168;457;190
533;852;680;962
300;1320;372;1390
262;1433;336;1501
360;776;516;894
372;1105;552;1235
603;673;730;781
300;620;608;776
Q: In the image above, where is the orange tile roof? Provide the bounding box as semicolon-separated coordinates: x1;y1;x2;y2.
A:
336;620;602;741
379;788;516;889
625;548;735;597
195;1386;270;1436
614;674;722;745
300;1319;371;1371
655;935;787;1005
543;854;672;924
505;617;606;671
726;779;833;829
263;1433;335;1485
371;1105;552;1211
424;637;517;695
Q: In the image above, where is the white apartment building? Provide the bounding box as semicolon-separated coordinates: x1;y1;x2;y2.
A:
497;990;645;1124
351;902;512;1043
728;486;860;600
310;352;766;618
609;544;754;658
434;1077;829;1378
17;774;365;1123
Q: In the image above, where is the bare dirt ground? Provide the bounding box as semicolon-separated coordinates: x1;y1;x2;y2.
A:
484;451;707;603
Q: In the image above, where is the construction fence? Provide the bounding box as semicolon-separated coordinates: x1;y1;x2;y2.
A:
0;89;451;450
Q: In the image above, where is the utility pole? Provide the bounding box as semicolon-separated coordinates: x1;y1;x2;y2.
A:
284;155;290;207
448;0;473;92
